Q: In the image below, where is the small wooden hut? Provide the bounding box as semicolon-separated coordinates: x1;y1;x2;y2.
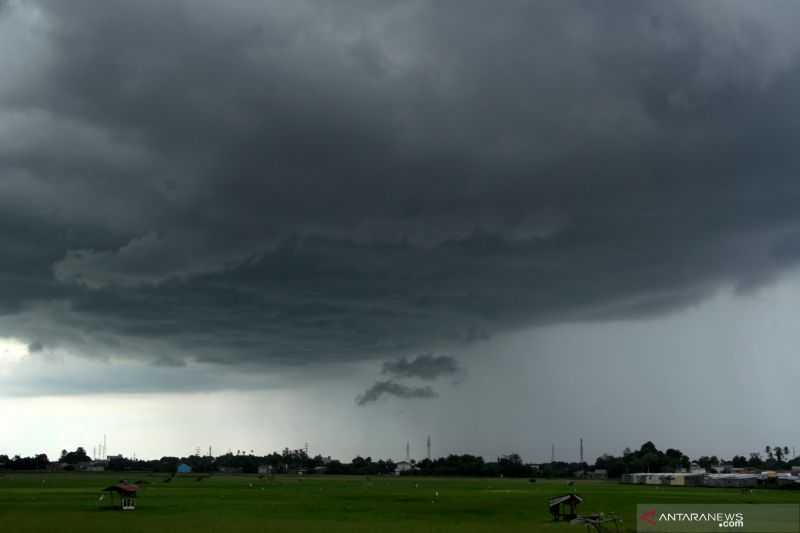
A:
549;493;583;521
101;482;139;511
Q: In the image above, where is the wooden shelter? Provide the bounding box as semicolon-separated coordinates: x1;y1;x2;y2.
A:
101;482;139;511
548;493;583;521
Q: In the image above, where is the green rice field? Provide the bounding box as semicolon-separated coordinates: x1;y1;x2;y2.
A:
0;473;798;532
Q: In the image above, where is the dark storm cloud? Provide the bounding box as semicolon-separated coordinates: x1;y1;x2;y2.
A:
382;354;460;381
4;0;800;390
355;380;438;406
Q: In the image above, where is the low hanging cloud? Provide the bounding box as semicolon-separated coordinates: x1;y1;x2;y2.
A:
382;353;461;381
355;380;438;406
27;341;44;354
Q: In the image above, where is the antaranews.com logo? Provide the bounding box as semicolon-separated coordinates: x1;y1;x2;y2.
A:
636;504;799;532
639;507;744;529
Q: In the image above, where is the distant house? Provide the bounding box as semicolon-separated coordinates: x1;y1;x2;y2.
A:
667;473;705;486
218;466;243;474
176;463;192;474
78;461;106;472
689;462;706;473
257;465;272;475
777;474;800;488
705;474;759;488
394;461;417;475
621;472;703;486
575;469;606;480
587;469;607;480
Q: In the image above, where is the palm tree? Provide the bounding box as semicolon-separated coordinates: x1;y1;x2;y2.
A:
774;446;784;463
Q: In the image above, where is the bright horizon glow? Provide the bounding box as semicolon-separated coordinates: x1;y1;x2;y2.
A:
0;337;28;366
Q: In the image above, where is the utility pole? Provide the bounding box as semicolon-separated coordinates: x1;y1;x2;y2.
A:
406;441;410;461
551;443;555;463
580;438;584;464
427;435;431;461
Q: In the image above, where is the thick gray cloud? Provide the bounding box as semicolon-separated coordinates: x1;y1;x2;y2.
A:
3;1;800;391
382;354;460;381
355;380;438;406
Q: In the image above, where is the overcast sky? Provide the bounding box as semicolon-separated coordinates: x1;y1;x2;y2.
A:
2;0;800;463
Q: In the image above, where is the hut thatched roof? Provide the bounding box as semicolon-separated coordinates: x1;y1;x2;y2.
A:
101;482;139;495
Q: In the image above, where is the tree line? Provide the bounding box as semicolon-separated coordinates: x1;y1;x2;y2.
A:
0;447;536;477
594;441;799;478
1;442;797;477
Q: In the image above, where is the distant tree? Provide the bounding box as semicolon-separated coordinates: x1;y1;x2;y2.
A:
60;447;90;465
496;454;531;478
696;456;719;470
595;454;626;478
640;442;658;454
665;448;690;471
774;446;784;463
731;455;748;468
157;456;180;473
747;453;763;468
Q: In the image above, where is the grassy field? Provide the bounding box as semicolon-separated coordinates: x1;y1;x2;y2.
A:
1;473;799;532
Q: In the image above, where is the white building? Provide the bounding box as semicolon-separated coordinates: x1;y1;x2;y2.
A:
78;460;106;472
704;474;759;488
621;472;703;486
394;461;417;475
